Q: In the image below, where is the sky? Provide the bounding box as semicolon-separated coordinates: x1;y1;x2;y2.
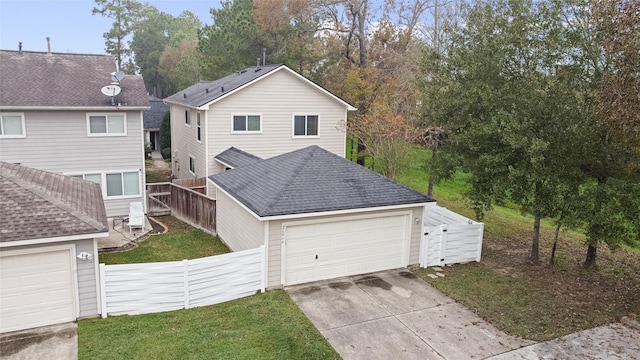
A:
0;0;219;54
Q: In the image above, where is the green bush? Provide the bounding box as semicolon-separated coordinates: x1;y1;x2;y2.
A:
159;111;171;151
161;147;172;160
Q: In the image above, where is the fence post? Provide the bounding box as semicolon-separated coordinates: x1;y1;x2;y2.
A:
476;224;484;262
440;224;448;266
183;259;189;309
99;263;107;318
260;245;266;293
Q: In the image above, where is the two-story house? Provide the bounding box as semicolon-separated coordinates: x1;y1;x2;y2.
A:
0;49;149;217
163;64;356;196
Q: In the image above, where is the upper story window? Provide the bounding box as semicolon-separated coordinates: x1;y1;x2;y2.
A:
71;173;102;185
0;113;26;138
196;113;201;142
88;114;126;136
185;109;191;126
232;115;261;133
106;171;140;197
293;115;319;137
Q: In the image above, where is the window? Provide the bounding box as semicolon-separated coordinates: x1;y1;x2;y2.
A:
196;113;201;142
189;156;196;175
293;115;318;136
88;114;126;136
232;115;261;132
185;109;190;126
0;113;25;138
105;171;139;197
71;173;102;185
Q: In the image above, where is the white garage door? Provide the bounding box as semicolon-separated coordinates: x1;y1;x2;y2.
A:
283;213;410;286
1;247;77;333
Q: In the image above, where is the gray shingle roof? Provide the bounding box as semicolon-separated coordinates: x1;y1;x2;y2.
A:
164;64;282;108
0;162;108;243
209;146;434;217
214;147;263;169
0;50;149;108
143;95;169;130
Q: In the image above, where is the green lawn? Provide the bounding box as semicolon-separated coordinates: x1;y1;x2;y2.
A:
99;216;229;264
393;146;640;341
78;290;339;360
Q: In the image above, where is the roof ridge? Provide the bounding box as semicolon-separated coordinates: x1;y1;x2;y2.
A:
261;147;317;212
0;166;107;233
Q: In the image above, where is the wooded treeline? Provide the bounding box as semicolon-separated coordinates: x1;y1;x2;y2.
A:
94;0;639;268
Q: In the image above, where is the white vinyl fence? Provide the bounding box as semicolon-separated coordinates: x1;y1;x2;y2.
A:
420;205;484;267
99;246;265;317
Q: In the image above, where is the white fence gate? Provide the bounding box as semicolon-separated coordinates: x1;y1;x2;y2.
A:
420;205;484;267
99;246;265;317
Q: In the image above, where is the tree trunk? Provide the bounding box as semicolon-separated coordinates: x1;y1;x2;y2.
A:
427;146;438;197
550;222;561;266
357;136;366;166
531;214;541;264
583;245;597;269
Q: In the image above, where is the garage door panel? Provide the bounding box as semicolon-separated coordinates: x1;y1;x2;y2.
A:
284;214;409;286
1;248;77;333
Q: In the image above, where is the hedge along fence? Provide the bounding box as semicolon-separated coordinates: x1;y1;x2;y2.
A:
99;246;265;317
420;205;484;267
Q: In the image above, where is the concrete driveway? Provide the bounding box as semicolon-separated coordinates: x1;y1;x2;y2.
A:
0;322;77;360
287;269;533;360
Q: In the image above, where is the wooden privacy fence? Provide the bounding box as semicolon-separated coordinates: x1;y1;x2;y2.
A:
99;246;265;317
420;205;484;267
172;177;206;194
147;181;216;234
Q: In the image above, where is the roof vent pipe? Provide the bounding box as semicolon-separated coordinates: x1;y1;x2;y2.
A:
183;93;187;99
46;37;51;54
262;48;266;66
221;86;224;93
257;57;260;67
205;88;209;94
18;42;22;55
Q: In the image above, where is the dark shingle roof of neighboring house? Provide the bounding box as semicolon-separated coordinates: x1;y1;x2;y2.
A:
143;95;169;130
164;64;356;111
0;162;109;243
214;147;263;169
0;50;149;109
209;146;434;217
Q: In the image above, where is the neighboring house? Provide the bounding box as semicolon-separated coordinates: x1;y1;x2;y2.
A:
0;162;108;333
209;146;435;288
0;50;150;216
164;64;356;196
143;95;169;151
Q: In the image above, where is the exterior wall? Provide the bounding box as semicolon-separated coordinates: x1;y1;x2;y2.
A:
0;110;146;216
170;105;207;181
216;189;263;251
206;70;348;177
266;206;424;289
5;238;100;318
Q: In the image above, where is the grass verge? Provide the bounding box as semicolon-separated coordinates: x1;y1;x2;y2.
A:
78;290;340;360
99;216;229;264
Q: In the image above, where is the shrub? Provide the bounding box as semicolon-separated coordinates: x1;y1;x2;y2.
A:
161;147;172;160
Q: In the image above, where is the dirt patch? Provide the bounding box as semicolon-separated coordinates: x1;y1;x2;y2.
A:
399;271;417;279
296;286;322;295
0;327;75;356
148;217;168;234
355;276;392;290
328;281;353;290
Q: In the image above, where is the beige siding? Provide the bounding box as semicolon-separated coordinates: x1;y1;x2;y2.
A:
206;70;348;177
5;238;100;318
266;206;424;289
216;189;263;251
0;110;145;216
170;106;207;181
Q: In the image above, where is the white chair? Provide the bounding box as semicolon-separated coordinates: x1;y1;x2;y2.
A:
128;202;145;236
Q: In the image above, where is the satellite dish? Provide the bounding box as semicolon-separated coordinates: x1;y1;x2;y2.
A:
111;71;125;82
101;84;121;97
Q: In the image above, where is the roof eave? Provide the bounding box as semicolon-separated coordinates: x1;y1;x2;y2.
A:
0;106;150;111
0;231;109;248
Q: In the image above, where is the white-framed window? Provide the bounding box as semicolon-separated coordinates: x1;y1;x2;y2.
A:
232;114;261;133
189;156;196;175
106;171;140;197
0;113;26;138
293;115;319;137
87;113;126;136
185;109;191;126
67;171;139;198
196;112;201;142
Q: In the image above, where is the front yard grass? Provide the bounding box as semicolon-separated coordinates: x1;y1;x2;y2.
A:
397;146;640;341
78;290;340;360
99;216;229;264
